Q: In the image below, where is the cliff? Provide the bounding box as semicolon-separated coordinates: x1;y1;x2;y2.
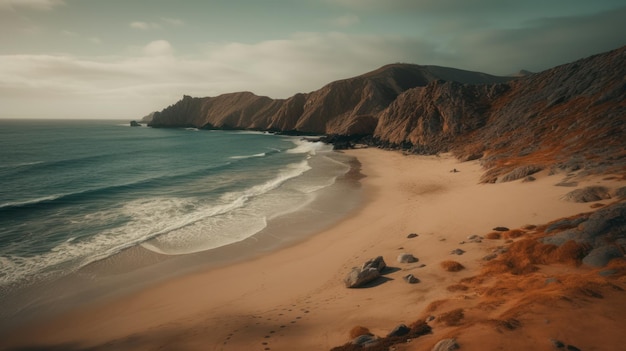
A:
147;46;626;181
148;64;511;134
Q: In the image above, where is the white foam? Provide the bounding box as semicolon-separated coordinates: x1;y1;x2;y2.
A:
0;159;318;286
229;152;266;159
0;195;62;210
286;139;332;155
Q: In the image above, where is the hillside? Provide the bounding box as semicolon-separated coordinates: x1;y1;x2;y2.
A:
147;64;511;135
146;46;626;180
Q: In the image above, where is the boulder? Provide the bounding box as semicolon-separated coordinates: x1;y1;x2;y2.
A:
397;253;418;263
582;245;623;267
407;233;419;238
387;324;410;337
129;120;142;127
493;226;509;231
432;338;460;351
562;186;611;203
352;334;379;347
344;256;387;288
403;274;420;284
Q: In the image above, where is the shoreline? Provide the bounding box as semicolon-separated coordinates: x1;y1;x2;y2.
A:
0;148;362;333
2;148;624;350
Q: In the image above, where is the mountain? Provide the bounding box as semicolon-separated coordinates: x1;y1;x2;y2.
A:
147;64;511;135
146;46;626;181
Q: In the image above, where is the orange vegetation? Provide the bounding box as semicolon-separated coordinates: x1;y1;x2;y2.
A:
441;260;465;272
349;326;372;339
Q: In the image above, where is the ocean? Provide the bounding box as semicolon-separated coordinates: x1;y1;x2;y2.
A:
0;119;360;328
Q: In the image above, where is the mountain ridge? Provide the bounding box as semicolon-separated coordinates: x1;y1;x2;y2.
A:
146;46;626;181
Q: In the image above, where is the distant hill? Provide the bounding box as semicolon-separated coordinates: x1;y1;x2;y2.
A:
147;64;512;135
146;46;626;181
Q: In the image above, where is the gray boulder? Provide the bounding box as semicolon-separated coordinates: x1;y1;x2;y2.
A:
432;338;460;351
352;334;379;347
397;253;418;263
403;274;420;284
344;256;387;288
582;245;623;267
387;324;410;337
562;186;611;202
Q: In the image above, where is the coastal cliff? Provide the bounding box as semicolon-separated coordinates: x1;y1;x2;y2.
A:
147;46;626;181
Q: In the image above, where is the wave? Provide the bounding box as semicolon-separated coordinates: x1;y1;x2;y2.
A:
286;139;332;155
0;195;65;211
230;152;266;160
0;161;233;214
0;159;313;286
0;161;43;169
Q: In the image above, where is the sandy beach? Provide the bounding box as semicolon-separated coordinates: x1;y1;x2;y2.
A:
2;148;625;351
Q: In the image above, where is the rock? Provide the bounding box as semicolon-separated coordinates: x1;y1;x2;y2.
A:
450;248;465;255
363;256;387;272
615;186;626;199
129;120;142;127
582;245;623;267
523;175;536;182
493;226;509;231
562;186;611;203
397;253;418;263
432;338;460;351
566;345;581;351
482;253;498;261
403;274;420;284
387;324;410;337
344;256;388;288
545;216;588;233
407;233;419;238
499;165;543;182
550;338;565;349
344;267;381;288
352;334;379;347
555;181;578;187
599;269;618;276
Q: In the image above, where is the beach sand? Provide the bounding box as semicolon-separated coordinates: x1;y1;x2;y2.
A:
2;148;625;350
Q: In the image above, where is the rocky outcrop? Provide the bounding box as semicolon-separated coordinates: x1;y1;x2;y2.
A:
561;186;612;203
541;202;626;267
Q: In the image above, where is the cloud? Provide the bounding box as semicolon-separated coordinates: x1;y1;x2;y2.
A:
130;21;160;30
1;4;625;120
331;14;360;27
142;40;173;56
0;0;65;11
445;6;626;74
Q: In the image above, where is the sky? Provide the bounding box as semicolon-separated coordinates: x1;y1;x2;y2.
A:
1;0;625;119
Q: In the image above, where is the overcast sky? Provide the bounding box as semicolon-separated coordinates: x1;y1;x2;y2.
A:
1;0;625;119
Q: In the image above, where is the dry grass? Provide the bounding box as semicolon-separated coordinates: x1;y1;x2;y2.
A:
438;308;465;326
503;229;525;239
441;260;465;272
349;326;372;339
425;299;448;313
485;232;502;240
330;320;432;351
446;284;469;292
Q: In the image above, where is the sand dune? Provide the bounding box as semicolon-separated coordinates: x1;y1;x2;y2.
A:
2;148;624;351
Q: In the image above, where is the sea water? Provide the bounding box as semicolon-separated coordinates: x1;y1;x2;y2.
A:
0;119;360;327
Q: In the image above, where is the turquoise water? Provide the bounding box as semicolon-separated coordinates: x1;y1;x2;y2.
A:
0;120;354;296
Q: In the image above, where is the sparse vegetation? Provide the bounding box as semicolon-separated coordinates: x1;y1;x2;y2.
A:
441;260;465;272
